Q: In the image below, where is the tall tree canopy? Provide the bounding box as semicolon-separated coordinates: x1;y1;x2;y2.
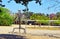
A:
8;0;41;6
8;0;42;11
0;0;5;7
0;0;60;10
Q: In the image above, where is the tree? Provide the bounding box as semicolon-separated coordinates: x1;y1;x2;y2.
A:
0;0;5;7
0;0;60;11
0;7;13;26
56;12;60;17
7;0;42;12
30;13;49;20
8;0;41;6
56;12;60;20
1;0;60;10
23;11;33;19
30;13;49;25
50;13;57;20
30;14;37;20
0;0;41;11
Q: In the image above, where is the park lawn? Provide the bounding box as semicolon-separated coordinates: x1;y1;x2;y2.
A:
27;27;60;30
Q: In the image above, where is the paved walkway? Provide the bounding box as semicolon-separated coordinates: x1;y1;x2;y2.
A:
0;25;60;38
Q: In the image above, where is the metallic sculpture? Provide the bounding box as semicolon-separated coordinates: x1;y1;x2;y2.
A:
12;10;26;34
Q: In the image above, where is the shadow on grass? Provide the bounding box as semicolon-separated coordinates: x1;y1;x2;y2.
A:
0;34;26;39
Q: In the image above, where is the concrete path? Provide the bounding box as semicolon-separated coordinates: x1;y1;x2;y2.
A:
0;25;60;38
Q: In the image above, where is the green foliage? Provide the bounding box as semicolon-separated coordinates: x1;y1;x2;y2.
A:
36;20;49;25
30;12;60;25
56;12;60;17
30;13;49;20
51;20;60;26
56;12;60;20
23;12;33;19
30;13;49;25
30;14;37;20
0;7;13;26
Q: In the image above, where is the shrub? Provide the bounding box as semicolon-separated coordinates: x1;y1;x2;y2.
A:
36;20;49;25
52;20;60;26
0;7;13;26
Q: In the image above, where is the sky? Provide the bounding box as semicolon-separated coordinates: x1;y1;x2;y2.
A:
1;0;60;14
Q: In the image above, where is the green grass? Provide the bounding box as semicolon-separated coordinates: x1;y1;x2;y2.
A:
27;27;60;30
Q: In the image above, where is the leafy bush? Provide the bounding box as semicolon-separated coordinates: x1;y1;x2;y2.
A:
36;20;49;25
0;7;13;26
51;20;60;26
41;20;49;25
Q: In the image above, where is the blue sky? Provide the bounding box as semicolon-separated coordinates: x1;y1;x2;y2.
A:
2;0;60;14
